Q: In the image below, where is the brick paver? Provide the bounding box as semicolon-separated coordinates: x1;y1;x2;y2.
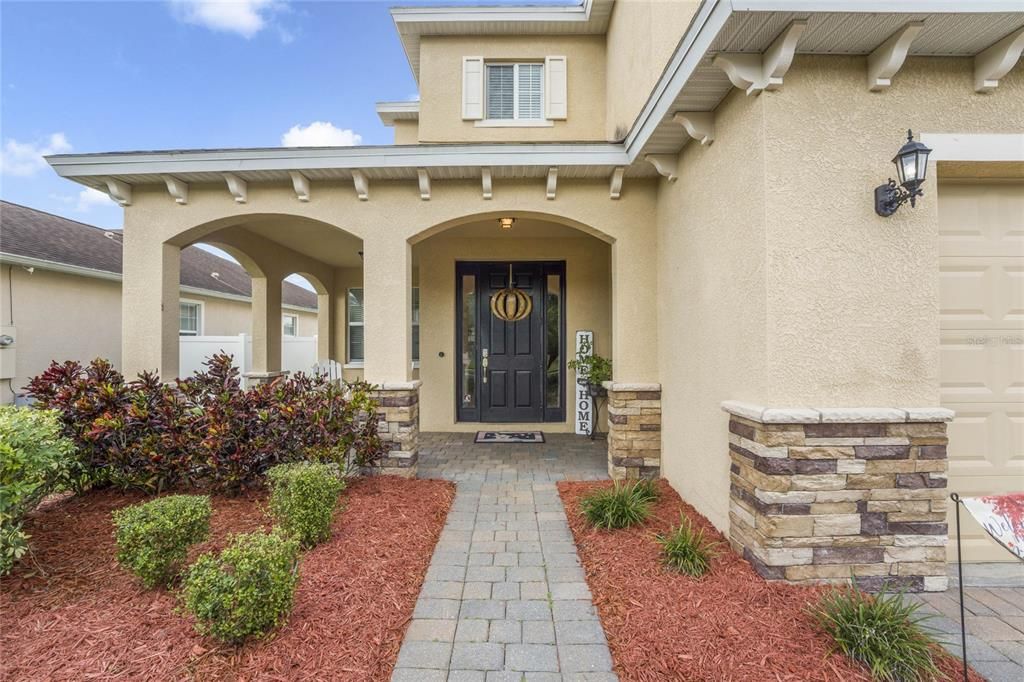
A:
392;433;617;681
907;574;1024;682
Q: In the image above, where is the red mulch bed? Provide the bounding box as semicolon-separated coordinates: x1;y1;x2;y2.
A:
558;480;982;682
1;476;454;681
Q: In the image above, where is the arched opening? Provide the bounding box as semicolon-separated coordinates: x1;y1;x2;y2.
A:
410;212;612;434
161;215;362;383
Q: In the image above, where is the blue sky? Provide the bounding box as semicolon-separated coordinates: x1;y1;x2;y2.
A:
0;0;435;230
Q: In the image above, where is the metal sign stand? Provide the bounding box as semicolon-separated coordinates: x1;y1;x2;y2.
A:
950;492;969;682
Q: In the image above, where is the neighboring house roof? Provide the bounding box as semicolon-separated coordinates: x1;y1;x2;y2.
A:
0;201;318;310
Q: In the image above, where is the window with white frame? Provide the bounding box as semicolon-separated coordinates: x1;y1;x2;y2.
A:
282;314;298;337
347;288;364;363
346;287;420;364
179;301;202;336
486;63;543;120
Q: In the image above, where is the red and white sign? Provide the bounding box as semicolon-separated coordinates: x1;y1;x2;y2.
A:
961;493;1024;561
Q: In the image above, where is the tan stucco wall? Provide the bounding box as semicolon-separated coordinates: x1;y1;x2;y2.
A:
417;35;607;142
121;179;659;388
656;55;1024;531
604;0;700;140
393;120;420;145
414;232;611;432
0;263;315;403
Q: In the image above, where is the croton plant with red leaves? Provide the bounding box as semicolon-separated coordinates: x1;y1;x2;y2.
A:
27;354;386;494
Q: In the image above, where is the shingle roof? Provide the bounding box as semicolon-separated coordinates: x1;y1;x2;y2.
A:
0;201;317;310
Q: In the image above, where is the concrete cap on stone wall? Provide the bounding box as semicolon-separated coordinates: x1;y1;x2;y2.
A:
377;380;422;391
721;400;955;424
601;381;661;391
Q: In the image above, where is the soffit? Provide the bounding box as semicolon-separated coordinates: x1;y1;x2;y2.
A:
636;5;1024;156
392;0;614;82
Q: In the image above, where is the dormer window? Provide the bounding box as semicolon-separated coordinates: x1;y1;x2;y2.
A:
486;63;543;120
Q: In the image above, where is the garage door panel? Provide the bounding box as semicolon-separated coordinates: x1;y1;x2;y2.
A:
939;258;1023;330
938;183;1024;258
940;334;1022;403
939;181;1024;563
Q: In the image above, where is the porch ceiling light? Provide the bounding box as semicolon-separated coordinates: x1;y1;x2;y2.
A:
874;129;932;217
499;217;516;230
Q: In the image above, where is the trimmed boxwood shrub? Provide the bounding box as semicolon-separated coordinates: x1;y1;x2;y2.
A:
182;529;300;644
0;407;76;574
112;495;211;588
267;463;345;548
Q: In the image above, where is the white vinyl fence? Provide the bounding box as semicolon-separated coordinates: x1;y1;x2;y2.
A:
179;333;318;378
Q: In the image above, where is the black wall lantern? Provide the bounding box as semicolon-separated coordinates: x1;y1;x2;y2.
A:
875;129;932;217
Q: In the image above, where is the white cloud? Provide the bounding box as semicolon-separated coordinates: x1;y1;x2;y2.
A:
281;121;362;148
76;187;115;212
169;0;284;39
1;133;72;177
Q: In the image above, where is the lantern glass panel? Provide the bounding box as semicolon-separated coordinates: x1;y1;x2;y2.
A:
899;152;917;186
915;149;930;183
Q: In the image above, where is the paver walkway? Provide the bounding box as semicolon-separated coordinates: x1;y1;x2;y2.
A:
907;564;1024;682
392;433;617;682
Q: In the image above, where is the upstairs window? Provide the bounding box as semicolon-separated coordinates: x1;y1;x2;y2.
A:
179;301;202;336
282;314;298;337
486;63;543;120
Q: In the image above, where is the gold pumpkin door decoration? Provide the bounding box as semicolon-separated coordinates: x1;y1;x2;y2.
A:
489;264;533;322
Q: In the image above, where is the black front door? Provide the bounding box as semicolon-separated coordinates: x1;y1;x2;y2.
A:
456;261;565;423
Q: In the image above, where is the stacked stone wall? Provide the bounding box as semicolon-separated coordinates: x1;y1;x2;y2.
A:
606;382;661;479
371;382;420;477
724;402;952;592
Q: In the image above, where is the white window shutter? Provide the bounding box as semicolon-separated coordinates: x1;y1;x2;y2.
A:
462;56;484;120
545;56;567;120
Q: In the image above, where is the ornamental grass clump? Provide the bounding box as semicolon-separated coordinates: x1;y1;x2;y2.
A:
655;513;719;577
810;586;941;682
112;495;211;588
182;529;300;644
266;462;345;548
580;480;657;529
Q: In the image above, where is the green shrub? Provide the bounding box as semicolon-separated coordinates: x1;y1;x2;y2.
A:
112;495;211;588
655;513;719;577
267;463;345;548
580;480;655;529
182;529;300;644
810;586;941;682
0;407;76;574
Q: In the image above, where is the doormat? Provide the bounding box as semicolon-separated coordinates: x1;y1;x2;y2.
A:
475;431;545;444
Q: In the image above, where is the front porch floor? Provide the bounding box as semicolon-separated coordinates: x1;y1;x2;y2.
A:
417;432;609;482
391;432;617;681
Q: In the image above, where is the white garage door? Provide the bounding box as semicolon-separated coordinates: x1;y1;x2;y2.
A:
939;181;1024;562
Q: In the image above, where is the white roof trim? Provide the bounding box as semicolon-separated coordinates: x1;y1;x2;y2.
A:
46;143;629;178
729;1;1024;13
376;100;420;126
0;252;317;311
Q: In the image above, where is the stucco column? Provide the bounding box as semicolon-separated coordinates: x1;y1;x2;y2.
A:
362;234;412;385
610;236;658;382
250;275;283;375
316;292;333;362
122;235;179;380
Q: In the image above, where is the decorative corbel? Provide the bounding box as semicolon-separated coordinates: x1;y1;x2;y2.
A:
713;20;807;95
645;154;678;182
481;168;493;200
104;177;132;206
974;26;1024;93
352;170;369;201
867;21;925;91
546;167;558;200
417;168;431;200
160;175;188;205
609;167;625;200
289;171;311;202
672;112;715;146
223;173;247;204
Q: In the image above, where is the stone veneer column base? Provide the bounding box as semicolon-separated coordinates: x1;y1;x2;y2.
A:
243;370;289;387
723;401;953;593
371;381;420;478
604;382;661;479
